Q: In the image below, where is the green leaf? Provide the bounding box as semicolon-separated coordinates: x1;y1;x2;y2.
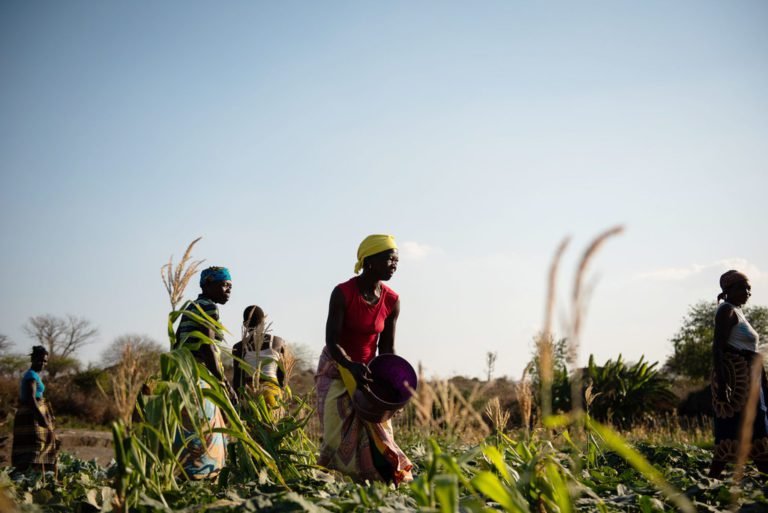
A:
433;474;459;513
471;471;529;513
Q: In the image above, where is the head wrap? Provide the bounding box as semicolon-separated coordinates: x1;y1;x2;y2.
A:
30;345;48;359
717;269;749;301
200;266;232;287
354;234;398;274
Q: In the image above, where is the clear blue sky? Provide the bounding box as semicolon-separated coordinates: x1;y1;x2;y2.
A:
1;1;767;378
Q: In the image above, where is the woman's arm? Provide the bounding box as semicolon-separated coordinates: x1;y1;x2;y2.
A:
271;337;286;388
199;342;224;381
713;304;738;395
232;342;243;392
23;379;50;430
325;286;371;385
199;341;238;404
378;299;400;355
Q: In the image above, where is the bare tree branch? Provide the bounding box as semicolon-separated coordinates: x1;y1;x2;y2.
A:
23;314;98;359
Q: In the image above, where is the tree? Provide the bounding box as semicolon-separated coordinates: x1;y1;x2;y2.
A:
0;334;11;354
288;343;317;373
0;353;27;376
485;351;498;382
101;334;165;423
664;301;768;382
0;333;27;376
24;314;98;358
24;314;98;377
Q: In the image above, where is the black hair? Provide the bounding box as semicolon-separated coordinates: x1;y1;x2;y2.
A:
30;345;48;360
243;305;265;328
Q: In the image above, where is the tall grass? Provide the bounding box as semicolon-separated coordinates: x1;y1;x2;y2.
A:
539;226;694;513
112;305;289;511
110;239;317;511
110;232;703;512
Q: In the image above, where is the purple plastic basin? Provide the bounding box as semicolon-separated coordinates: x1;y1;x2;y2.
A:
352;354;418;423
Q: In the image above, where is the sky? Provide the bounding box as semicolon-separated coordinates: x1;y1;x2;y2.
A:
1;1;767;379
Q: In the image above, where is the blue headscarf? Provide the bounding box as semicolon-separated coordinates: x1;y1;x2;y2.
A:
200;266;232;287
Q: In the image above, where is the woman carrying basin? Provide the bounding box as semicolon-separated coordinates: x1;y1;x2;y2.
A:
315;234;413;484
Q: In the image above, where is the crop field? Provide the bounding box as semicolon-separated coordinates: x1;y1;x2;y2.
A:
3;233;767;513
2;414;768;512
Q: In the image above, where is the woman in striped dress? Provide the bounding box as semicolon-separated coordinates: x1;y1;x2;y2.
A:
11;346;59;474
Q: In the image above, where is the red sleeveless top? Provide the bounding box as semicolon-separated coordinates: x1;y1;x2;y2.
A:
337;277;399;364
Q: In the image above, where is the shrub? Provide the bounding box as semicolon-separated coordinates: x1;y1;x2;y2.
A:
586;354;676;428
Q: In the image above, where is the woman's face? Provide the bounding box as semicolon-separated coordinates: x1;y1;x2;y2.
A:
368;249;399;281
32;353;48;371
728;279;751;306
203;280;232;304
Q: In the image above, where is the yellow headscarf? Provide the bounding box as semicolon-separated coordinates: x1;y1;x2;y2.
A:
354;234;398;274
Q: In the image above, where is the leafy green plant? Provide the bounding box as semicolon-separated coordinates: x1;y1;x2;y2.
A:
111;303;284;511
586;355;676;428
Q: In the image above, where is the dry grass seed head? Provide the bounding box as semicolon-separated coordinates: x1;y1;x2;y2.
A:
539;238;569;420
161;237;204;310
568;226;623;415
515;362;534;435
484;396;511;434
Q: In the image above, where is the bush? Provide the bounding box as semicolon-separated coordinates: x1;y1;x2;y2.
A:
44;374;117;426
586;354;676;428
0;376;18;430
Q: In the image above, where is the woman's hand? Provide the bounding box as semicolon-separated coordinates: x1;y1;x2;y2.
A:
714;367;732;403
716;381;732;404
225;381;239;406
347;362;373;387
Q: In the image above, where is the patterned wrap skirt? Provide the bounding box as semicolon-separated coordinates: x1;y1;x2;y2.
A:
315;348;413;485
178;380;228;480
11;398;58;471
711;347;768;464
257;377;283;409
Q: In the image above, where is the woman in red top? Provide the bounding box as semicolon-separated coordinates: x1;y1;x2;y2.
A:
315;234;413;484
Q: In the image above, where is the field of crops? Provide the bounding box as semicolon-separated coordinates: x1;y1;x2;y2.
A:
3;234;767;513
3;422;768;512
3;316;767;512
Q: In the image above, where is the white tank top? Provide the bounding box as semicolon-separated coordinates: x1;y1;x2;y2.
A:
242;334;281;380
719;302;759;352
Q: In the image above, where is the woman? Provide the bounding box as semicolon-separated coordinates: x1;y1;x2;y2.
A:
232;305;286;408
11;346;59;474
315;234;413;484
174;266;234;480
709;270;768;477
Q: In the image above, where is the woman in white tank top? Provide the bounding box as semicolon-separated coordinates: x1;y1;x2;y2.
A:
709;270;768;478
232;305;286;408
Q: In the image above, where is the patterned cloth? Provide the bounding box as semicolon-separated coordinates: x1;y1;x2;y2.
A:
179;380;228;480
200;267;231;287
315;348;413;484
11;398;58;471
711;347;768;465
256;377;283;409
175;295;223;359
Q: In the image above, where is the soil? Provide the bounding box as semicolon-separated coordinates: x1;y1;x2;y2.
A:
0;429;114;468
